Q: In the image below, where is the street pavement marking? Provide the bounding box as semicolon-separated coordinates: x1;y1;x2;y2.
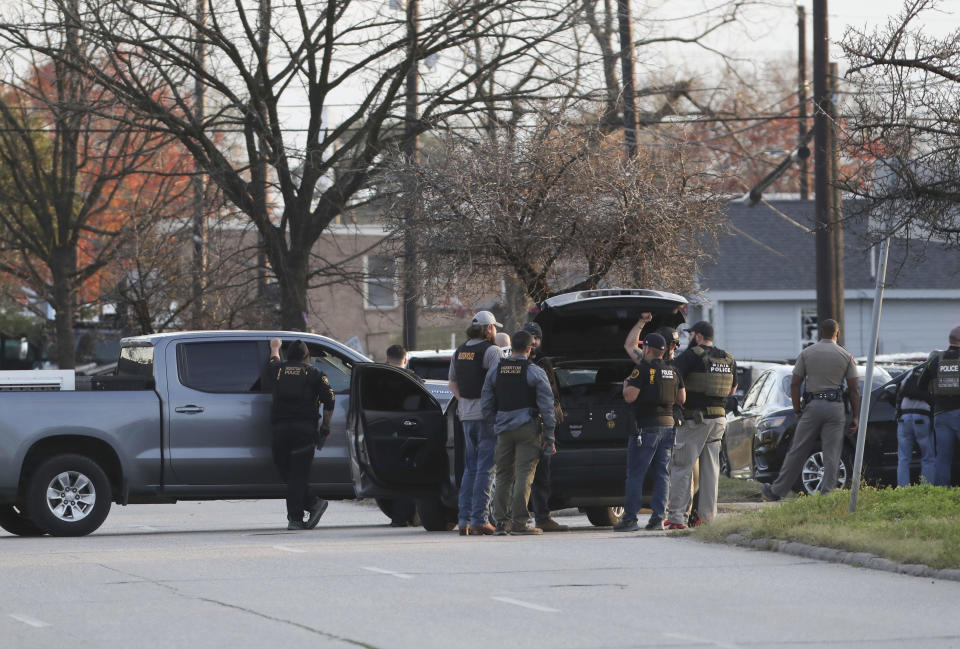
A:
9;614;50;628
362;566;414;579
663;632;743;649
272;545;307;553
490;596;559;613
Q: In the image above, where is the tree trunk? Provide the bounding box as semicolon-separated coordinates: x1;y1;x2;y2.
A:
49;248;77;369
276;250;309;332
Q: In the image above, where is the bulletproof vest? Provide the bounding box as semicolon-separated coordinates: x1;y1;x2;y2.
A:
632;359;678;422
934;351;960;396
454;340;494;399
272;361;318;421
900;365;933;404
684;345;735;398
494;358;537;412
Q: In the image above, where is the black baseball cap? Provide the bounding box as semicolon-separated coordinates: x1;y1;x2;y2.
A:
522;322;543;338
686;321;714;339
657;326;680;347
642;333;666;350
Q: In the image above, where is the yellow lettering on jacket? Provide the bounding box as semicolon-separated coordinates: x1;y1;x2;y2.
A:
457;352;476;361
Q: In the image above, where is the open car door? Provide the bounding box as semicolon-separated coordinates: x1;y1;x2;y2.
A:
347;364;447;497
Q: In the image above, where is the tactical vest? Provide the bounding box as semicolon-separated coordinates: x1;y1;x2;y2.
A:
454;340;494;399
900;365;933;404
272;361;319;422
631;359;678;424
684;345;735;411
934;351;960;396
494;358;537;412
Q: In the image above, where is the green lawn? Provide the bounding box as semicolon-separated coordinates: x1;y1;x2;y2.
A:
695;485;960;570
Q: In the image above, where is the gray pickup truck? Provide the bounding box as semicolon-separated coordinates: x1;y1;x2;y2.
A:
0;331;451;537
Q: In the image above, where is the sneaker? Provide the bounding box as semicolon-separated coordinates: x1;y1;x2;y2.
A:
644;516;663;531
469;523;497;535
304;499;329;530
493;522;509;536
287;520;307;530
663;520;687;531
509;525;543;535
536;518;569;532
761;484;782;502
458;524;470;536
612;519;640;532
687;510;701;527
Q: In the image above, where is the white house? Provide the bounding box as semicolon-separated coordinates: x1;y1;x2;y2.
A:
687;199;960;361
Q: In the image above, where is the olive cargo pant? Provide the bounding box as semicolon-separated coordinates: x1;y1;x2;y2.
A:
770;399;845;497
667;417;725;525
492;420;542;528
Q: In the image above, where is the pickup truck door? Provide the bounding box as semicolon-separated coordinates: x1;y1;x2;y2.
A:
346;364;446;497
165;339;280;486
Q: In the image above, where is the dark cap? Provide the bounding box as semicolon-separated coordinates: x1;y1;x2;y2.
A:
657;326;680;347
686;321;714;340
521;322;543;338
642;333;666;350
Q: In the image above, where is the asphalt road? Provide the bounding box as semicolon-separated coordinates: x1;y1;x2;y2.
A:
1;500;958;649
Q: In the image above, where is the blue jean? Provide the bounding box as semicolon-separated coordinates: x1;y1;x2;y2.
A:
933;409;960;486
458;419;496;527
897;414;935;487
623;426;675;524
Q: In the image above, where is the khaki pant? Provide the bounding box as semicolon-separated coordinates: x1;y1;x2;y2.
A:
667;417;725;525
770;399;845;497
492;420;542;527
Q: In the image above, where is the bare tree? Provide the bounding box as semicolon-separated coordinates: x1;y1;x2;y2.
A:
0;0;580;330
840;0;960;246
0;3;187;367
388;117;723;311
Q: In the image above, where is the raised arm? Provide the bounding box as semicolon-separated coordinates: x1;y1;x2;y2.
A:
623;313;652;364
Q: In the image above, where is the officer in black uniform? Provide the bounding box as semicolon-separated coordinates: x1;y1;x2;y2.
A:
615;333;685;532
895;360;935;486
525;321;569;532
918;325;960;485
268;338;335;530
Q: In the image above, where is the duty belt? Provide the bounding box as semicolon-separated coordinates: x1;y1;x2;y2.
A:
803;389;842;402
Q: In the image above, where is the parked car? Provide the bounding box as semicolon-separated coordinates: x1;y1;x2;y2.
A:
405;349;455;381
0;331;446;536
724;363;958;493
347;288;689;529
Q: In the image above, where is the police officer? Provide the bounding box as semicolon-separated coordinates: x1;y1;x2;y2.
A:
615;333;685;532
761;319;859;501
896;361;935;486
665;321;737;528
268;338;335;530
449;311;504;536
480;330;557;535
917;325;960;485
525;321;569;532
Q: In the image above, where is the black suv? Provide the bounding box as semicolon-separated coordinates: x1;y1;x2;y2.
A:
345;289;687;530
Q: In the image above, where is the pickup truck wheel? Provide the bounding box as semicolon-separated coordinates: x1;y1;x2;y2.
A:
0;505;46;536
584;506;624;527
416;496;457;531
26;455;112;537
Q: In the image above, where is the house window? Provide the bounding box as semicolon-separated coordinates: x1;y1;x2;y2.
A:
801;308;818;348
365;255;397;309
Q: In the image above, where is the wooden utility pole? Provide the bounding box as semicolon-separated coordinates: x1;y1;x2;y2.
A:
813;0;838;328
829;61;845;344
797;4;809;200
401;0;420;350
617;0;638;158
191;0;207;328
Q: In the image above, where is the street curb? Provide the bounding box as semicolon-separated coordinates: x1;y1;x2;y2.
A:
720;533;960;582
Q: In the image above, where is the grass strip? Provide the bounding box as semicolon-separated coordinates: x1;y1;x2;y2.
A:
695;484;960;570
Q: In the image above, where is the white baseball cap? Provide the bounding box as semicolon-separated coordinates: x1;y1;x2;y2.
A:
471;310;503;328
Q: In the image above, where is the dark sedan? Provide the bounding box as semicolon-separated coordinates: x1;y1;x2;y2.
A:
722;364;955;493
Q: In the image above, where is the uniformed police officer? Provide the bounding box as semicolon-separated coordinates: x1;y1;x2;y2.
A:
449;311;504;535
761;319;860;501
615;333;686;532
665;321;737;528
525;321;569;532
917;326;960;485
480;330;557;535
268;338;335;530
895;361;935;486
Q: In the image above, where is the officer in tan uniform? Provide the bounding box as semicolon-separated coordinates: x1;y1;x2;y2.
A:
762;319;860;500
